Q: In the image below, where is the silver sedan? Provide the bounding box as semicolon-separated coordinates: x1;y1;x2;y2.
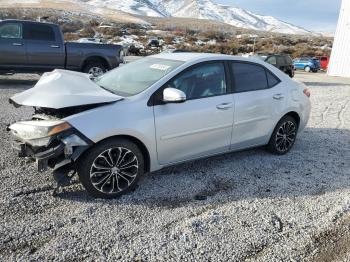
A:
9;53;311;198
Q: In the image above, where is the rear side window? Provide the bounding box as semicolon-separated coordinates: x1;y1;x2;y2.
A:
23;24;55;41
0;23;22;39
277;56;285;65
285;56;293;64
266;70;280;87
231;63;268;92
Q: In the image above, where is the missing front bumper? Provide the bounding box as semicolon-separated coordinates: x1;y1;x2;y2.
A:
12;140;65;171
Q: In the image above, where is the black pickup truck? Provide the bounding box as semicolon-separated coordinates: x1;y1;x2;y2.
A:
0;20;123;76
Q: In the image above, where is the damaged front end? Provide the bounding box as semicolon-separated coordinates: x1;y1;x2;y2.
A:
7;69;123;175
8;109;92;173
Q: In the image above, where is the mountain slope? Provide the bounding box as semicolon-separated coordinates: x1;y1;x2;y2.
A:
85;0;164;17
83;0;311;34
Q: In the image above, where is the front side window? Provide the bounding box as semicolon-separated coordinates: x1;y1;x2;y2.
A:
95;57;184;97
0;23;22;39
231;62;268;92
166;62;227;100
23;24;55;41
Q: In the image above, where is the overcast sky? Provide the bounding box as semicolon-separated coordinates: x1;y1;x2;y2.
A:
215;0;342;32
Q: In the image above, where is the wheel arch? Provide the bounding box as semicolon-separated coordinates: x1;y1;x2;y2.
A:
95;135;151;173
282;111;301;127
81;56;110;71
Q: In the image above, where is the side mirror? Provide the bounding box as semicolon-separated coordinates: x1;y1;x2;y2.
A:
163;88;186;103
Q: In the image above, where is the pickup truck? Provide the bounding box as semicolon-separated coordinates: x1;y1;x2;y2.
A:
0;20;123;76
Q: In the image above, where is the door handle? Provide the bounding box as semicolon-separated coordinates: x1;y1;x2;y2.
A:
12;43;23;46
216;103;233;110
50;45;60;48
273;94;284;100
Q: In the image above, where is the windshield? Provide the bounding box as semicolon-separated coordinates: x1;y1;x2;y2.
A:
94;57;184;97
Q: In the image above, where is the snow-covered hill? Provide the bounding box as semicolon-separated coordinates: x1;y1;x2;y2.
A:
83;0;311;35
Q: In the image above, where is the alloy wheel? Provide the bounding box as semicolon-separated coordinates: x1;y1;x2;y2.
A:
275;121;297;153
88;67;104;77
90;147;139;194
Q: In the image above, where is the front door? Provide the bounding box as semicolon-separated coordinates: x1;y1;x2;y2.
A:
154;62;234;165
0;22;27;69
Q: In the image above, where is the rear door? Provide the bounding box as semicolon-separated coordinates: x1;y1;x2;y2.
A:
23;23;65;70
277;56;287;73
0;22;27;68
229;62;285;149
153;61;234;165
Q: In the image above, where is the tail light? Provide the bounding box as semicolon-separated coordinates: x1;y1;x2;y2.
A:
303;88;311;98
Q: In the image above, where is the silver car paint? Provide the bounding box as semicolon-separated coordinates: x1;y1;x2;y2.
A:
11;53;311;172
10;69;123;108
63;54;310;172
154;93;235;164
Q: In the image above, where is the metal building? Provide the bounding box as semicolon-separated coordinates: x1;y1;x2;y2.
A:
328;0;350;77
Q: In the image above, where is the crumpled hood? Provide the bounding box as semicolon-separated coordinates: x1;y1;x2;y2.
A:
10;69;123;109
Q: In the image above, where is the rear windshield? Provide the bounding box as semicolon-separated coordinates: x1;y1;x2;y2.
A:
95;57;184;97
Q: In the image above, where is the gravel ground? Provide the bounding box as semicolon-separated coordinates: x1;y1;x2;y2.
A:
0;71;350;261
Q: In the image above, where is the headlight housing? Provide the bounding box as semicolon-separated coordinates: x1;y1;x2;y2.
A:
9;120;72;146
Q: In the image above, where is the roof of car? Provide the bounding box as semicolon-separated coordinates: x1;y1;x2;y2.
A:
152;52;252;63
1;19;57;26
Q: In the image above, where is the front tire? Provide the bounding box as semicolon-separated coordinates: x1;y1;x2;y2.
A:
77;138;144;199
83;61;107;77
267;116;298;155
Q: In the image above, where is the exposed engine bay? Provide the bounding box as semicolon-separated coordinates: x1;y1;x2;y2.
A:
32;103;112;119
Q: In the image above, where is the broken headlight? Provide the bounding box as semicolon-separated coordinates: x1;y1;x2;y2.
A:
9;120;72;147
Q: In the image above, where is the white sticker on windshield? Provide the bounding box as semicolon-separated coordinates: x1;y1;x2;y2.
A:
150;64;171;71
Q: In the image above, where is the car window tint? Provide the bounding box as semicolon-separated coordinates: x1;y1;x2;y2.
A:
266;56;277;65
168;62;227;99
231;63;268;92
277;56;285;65
266;70;280;87
285;56;293;64
23;24;55;41
0;23;22;39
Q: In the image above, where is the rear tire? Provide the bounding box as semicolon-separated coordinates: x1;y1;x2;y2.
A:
288;70;294;78
83;60;107;77
267;116;298;155
77;138;144;199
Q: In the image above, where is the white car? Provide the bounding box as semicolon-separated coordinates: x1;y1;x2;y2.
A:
8;53;311;198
